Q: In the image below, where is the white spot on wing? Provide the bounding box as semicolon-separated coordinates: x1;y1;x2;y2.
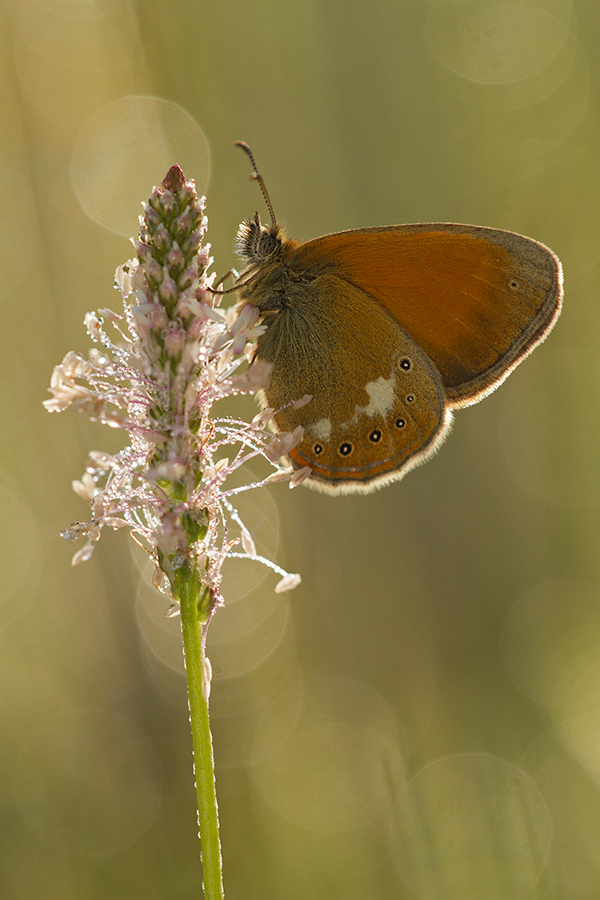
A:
349;375;397;423
309;418;332;440
365;376;396;414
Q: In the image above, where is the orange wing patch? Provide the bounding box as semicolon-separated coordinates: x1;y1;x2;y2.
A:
291;225;562;406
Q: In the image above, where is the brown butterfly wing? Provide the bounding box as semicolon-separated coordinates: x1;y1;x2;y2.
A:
257;273;451;493
289;224;563;407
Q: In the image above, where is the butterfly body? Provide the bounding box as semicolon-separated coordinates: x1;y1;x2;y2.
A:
234;191;562;494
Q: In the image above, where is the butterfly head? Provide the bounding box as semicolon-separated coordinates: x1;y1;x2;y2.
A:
235;212;284;268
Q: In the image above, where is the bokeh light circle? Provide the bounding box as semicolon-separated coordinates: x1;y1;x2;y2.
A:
71;96;210;235
251;677;403;834
392;753;551;899
427;0;572;85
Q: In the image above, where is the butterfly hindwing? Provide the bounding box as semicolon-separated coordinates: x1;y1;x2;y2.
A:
256;273;450;493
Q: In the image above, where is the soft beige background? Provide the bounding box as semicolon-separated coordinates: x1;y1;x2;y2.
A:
2;0;599;898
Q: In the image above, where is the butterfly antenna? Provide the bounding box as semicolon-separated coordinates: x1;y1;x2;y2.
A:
235;141;278;227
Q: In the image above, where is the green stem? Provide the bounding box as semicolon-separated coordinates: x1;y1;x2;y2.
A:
179;580;224;900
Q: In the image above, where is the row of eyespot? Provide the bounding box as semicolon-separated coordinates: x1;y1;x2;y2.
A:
312;410;411;458
309;356;415;459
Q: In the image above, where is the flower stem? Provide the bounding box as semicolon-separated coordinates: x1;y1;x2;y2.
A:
179;580;224;900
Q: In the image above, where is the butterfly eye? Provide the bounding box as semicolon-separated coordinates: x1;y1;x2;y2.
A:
257;234;277;257
313;443;324;456
395;418;406;429
338;442;354;457
368;429;382;443
235;215;280;263
406;394;415;403
399;357;412;371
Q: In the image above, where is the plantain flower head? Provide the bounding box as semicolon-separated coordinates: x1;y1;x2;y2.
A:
45;166;303;624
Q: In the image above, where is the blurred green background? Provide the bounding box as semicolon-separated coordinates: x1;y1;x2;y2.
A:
2;0;600;897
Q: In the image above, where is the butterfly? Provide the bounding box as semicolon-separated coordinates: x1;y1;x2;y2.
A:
233;143;563;494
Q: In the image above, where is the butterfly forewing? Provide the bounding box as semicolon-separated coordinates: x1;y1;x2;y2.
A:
290;224;562;406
